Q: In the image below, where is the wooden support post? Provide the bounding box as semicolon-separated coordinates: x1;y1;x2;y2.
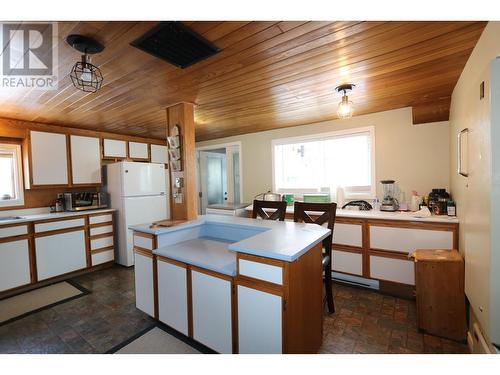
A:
166;103;198;221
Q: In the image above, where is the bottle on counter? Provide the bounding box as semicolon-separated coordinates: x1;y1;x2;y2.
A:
419;197;429;211
373;197;380;211
447;200;456;216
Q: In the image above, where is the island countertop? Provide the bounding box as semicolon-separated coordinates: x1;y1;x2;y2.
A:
130;214;331;262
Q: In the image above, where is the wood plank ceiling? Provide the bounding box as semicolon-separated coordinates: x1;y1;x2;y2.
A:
0;21;487;141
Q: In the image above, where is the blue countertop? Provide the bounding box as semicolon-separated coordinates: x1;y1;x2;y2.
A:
130;214;331;263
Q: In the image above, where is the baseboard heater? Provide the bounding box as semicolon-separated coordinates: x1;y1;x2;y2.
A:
331;272;380;290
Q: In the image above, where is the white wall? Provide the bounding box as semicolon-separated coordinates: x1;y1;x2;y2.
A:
197;107;450;204
448;21;500;347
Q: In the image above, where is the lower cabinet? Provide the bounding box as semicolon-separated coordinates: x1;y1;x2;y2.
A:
0;239;31;292
134;251;154;317
191;270;233;354
237;285;283;354
157;258;189;335
35;229;87;281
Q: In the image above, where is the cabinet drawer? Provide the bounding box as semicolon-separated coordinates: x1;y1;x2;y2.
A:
0;239;31;292
133;234;154;250
35;218;85;233
370;255;415;285
89;214;112;225
91;249;114;266
91;236;113;250
370;226;453;253
0;224;28;239
128;142;149;159
238;259;283;285
333;223;362;247
90;225;113;236
332;250;363;276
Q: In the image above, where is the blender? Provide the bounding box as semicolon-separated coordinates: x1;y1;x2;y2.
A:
380;180;399;212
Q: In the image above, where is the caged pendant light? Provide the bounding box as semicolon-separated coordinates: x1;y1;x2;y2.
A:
335;83;355;119
66;35;105;93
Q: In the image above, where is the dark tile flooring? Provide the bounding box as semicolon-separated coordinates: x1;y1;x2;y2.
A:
0;266;468;354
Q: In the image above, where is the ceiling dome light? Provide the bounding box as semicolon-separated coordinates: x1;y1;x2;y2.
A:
66;35;105;93
335;83;355;119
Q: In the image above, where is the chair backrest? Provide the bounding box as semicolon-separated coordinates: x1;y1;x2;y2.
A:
252;199;287;221
293;201;337;249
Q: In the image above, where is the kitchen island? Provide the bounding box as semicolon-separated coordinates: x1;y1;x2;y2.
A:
130;215;331;354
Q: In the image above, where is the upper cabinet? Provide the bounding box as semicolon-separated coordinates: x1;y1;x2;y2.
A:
128;141;149;160
150;144;168;164
28;131;69;187
103;139;127;159
70;135;102;185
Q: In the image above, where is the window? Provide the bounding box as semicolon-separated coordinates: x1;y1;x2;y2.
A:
272;127;375;199
0;143;24;207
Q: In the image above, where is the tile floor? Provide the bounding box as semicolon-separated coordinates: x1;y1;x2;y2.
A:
0;266;468;354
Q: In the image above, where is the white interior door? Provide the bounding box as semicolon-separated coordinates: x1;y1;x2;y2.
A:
199;151;227;214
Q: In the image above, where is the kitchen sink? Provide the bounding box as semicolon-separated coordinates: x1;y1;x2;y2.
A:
0;216;25;221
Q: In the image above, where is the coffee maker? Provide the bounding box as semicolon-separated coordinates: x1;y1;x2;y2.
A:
380;180;399;212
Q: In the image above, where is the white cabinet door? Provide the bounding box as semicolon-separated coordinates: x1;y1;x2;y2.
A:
370;255;415;285
370;226;454;253
128;142;149;159
332;250;363;276
0;239;31;292
157;259;188;335
333;223;363;247
35;230;87;281
191;271;232;353
30;131;68;185
150;144;168;164
238;285;282;353
70;135;102;184
103;139;127;158
134;252;154;316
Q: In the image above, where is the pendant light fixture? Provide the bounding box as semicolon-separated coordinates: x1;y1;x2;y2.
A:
335;83;355;119
66;35;105;93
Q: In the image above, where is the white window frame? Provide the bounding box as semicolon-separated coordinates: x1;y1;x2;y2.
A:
0;143;25;208
271;126;376;200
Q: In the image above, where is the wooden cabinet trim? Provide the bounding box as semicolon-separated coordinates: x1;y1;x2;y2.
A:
366;219;458;231
332;244;363;254
33;225;86;238
133;231;155;239
235;275;284;297
89;232;114;241
90;245;114;254
369;248;413;260
236;252;286;269
88;220;113;228
156;254;187;269
34;215;88;224
190;265;234;282
134;247;153;258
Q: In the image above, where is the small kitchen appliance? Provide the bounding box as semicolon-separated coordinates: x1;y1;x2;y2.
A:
63;192;107;211
254;192;282;201
380;180;399;212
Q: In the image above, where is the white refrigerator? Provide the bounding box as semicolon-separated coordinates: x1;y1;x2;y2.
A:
106;161;169;266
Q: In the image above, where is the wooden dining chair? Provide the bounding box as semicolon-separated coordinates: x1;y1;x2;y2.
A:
252;199;287;221
293;201;337;314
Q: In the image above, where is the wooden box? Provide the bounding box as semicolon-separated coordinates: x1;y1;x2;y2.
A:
414;249;466;341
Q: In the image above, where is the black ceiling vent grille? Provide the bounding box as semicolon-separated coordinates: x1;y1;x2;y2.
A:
130;22;221;69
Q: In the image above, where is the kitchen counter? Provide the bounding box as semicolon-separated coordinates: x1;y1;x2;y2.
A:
244;205;459;224
130;214;331;262
0;208;116;226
